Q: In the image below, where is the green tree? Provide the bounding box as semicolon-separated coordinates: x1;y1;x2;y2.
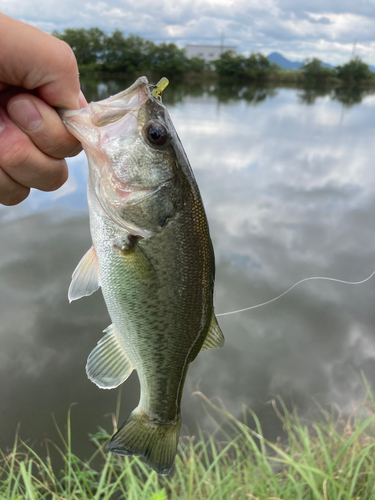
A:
148;43;188;74
301;57;322;74
214;51;273;78
53;28;107;65
103;31;153;72
244;53;270;77
269;62;281;71
300;58;334;83
213;51;246;76
102;29;126;69
186;56;206;72
335;56;372;82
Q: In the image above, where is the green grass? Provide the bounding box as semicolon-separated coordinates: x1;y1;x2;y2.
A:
2;380;375;499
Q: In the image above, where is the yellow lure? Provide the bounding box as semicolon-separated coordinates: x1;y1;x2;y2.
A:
151;77;169;99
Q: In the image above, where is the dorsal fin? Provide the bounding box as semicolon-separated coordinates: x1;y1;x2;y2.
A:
68;245;100;302
201;313;225;351
86;324;135;389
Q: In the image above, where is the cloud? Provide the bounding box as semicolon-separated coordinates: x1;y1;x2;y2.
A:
2;0;375;76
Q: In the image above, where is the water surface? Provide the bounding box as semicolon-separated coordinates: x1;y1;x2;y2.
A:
1;81;375;456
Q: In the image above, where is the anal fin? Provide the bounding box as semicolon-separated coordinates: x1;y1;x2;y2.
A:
200;313;225;351
86;324;135;389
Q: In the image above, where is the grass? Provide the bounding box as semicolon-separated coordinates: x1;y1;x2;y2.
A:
2;379;375;499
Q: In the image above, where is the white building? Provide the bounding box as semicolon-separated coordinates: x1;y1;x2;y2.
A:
185;44;237;62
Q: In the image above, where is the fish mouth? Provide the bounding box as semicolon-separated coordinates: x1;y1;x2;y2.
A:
59;76;151;136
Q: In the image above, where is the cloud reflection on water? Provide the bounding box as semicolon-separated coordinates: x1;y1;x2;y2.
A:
0;84;374;453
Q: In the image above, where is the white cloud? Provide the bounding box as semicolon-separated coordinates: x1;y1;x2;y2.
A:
1;0;375;66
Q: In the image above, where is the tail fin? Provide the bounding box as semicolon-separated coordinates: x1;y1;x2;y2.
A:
108;410;181;475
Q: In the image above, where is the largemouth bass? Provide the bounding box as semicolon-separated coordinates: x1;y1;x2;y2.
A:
61;77;224;475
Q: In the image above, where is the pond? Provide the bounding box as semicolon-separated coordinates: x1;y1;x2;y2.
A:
1;79;375;459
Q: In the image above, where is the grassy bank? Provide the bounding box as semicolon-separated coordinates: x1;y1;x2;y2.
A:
2;385;375;499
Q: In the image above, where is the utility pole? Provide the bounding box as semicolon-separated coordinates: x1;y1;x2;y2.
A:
351;39;357;60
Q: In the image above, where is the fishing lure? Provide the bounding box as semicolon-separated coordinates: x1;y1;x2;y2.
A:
151;77;169;99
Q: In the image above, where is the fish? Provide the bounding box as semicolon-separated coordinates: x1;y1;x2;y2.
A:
60;76;224;475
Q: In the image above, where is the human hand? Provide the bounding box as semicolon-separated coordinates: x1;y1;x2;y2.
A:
0;14;87;206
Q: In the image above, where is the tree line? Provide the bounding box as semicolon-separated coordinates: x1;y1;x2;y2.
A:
53;28;374;84
299;57;373;84
52;28;204;74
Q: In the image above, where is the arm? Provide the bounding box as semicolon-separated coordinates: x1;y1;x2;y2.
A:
0;14;87;205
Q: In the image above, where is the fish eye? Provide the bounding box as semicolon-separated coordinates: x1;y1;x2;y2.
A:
145;122;168;147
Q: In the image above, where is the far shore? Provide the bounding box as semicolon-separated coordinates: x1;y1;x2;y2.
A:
77;66;375;90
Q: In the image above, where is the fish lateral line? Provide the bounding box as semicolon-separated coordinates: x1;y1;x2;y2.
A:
216;269;375;317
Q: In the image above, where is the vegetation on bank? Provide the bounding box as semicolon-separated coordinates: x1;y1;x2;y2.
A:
52;28;204;76
299;56;374;86
2;384;375;499
53;28;375;87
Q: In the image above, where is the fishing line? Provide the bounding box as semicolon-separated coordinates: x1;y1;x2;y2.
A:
216;269;375;317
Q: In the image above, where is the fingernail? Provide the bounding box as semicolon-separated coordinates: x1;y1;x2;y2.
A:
0;110;5;133
78;90;88;109
8;100;43;131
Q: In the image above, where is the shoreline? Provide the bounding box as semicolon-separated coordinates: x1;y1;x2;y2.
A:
78;66;375;90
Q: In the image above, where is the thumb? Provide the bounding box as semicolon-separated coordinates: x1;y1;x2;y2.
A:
0;14;81;110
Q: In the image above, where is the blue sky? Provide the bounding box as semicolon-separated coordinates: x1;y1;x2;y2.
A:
1;0;375;68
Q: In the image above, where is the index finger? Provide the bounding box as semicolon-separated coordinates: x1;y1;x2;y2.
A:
0;14;80;110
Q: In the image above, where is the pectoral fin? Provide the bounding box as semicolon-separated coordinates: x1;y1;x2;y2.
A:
200;313;225;351
86;324;135;389
114;238;159;285
68;245;100;302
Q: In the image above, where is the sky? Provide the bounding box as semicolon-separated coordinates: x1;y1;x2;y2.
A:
1;0;375;70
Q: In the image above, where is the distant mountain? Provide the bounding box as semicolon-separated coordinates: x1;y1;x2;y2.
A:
267;52;302;69
267;52;334;70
